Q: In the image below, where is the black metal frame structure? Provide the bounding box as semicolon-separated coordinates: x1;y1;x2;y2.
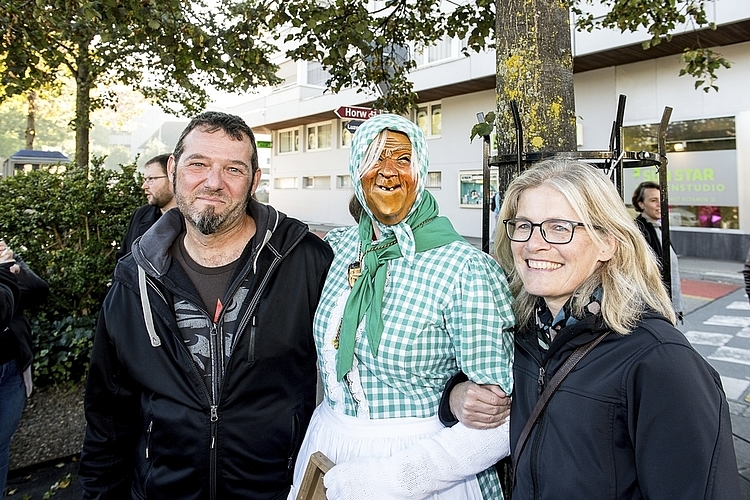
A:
480;94;674;294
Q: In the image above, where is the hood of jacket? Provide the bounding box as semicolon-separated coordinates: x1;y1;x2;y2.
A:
123;198;309;348
130;197;296;280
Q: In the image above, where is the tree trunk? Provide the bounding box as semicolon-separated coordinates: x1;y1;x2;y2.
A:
494;0;577;198
75;44;92;169
25;91;37;149
492;2;578;496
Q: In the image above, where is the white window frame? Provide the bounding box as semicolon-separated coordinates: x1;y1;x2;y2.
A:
306;121;333;152
277;127;300;155
302;175;332;189
413;102;442;138
274;177;298;189
425;171;442;189
306;61;331;87
336;175;352;189
413;35;466;67
340;120;358;148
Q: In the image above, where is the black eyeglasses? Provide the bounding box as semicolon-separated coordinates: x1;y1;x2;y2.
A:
143;175;168;184
503;218;585;244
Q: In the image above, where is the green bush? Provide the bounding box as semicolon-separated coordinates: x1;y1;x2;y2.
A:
31;313;97;386
0;157;145;386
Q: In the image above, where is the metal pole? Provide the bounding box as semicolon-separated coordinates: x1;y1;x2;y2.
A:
613;94;627;197
482;135;491;253
657;106;673;297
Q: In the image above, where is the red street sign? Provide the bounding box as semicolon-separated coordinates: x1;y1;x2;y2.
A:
334;106;380;120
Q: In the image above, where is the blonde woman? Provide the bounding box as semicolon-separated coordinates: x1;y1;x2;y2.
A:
445;159;741;499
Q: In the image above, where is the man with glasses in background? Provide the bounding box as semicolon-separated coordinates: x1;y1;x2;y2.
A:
115;153;176;262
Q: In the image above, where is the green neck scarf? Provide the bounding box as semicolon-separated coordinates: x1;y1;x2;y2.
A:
337;192;463;380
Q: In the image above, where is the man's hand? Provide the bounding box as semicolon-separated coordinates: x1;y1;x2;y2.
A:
449;381;510;429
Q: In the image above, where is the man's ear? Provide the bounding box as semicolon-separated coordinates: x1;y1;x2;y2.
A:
250;168;262;195
167;155;176;182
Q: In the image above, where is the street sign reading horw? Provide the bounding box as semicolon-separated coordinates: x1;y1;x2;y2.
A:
334;106;380;120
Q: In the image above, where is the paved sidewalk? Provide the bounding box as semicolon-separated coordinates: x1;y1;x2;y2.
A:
675;257;750;496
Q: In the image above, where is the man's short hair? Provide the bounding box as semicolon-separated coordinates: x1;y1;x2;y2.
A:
172;111;259;174
632;181;660;213
145;153;171;175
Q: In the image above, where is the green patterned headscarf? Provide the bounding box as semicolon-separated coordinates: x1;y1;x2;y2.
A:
337;114;463;379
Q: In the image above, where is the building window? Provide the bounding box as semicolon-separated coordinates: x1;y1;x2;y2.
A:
623;116;738;230
274;177;298;189
413;35;464;66
306;61;331;87
307;122;332;151
337;175;352;188
302;176;331;189
277;60;297;87
425;171;442;189
414;102;441;137
278;128;299;154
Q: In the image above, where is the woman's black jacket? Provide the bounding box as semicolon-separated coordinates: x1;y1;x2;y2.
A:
511;312;741;499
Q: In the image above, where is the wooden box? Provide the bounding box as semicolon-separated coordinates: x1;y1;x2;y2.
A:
295;451;335;500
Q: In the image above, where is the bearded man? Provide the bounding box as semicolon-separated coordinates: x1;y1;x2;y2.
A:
80;111;333;499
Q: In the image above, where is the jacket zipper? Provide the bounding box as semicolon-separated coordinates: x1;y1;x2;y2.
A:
288;412;299;473
142;228;298;500
515;338;548;500
208;252;283;499
537;366;546;396
146;277;219;499
531;364;548;499
145;420;153;459
210;405;218;499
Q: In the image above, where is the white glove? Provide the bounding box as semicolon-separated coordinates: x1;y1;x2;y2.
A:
323;419;510;500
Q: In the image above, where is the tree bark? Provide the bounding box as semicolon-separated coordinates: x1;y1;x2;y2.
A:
495;0;577;162
25;91;37;150
75;43;92;170
493;2;577;494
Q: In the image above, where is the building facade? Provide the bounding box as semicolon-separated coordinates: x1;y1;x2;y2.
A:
230;0;750;261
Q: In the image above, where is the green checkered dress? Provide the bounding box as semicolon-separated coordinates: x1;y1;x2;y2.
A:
315;226;514;498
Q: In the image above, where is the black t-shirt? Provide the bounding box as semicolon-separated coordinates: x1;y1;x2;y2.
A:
170;234;237;321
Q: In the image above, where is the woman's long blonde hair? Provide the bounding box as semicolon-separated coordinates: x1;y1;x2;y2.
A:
494;159;676;334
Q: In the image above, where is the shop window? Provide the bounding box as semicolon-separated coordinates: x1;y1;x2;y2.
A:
623;116;738;229
459;170;498;208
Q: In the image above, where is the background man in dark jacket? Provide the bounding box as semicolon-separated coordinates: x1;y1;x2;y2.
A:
115;153;176;262
79;112;333;499
632;181;684;318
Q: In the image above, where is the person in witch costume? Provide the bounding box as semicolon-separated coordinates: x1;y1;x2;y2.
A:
289;114;515;500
